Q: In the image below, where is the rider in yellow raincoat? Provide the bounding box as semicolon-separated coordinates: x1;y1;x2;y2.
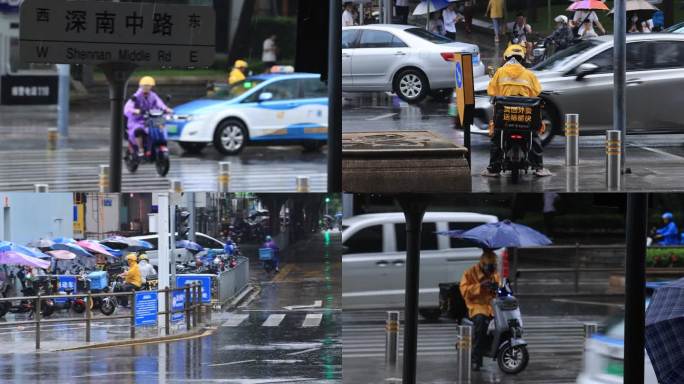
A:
482;45;551;177
228;60;249;85
460;249;501;371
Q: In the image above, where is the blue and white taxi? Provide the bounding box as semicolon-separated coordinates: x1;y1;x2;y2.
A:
165;70;328;155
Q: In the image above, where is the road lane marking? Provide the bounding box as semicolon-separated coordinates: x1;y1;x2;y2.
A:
301;314;323;328
271;264;294;283
283;300;322;311
366;113;397;121
221;314;249;327
205;359;256;367
262;314;286;327
631;144;684;161
552;298;625;308
287;347;321;356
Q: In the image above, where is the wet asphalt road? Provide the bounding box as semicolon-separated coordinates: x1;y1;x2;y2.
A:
0;232;342;383
0;103;326;192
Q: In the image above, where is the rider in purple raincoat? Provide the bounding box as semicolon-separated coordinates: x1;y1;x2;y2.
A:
123;76;172;157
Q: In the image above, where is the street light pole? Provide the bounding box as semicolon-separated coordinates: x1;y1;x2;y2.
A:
614;0;626;169
157;193;170;330
624;193;647;384
396;195;429;384
329;0;342;192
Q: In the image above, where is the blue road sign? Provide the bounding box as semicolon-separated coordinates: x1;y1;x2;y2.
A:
176;275;212;304
455;62;463;89
171;290;185;323
135;291;158;327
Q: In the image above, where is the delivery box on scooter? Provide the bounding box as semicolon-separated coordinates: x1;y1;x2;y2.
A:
493;97;542;132
87;271;109;290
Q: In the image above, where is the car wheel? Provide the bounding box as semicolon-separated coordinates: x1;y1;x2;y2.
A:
540;103;558;147
178;142;207;155
419;308;442;322
394;69;429;104
213;119;248;155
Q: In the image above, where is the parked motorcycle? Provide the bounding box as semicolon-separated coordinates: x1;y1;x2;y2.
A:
0;280;55;319
492;96;544;183
124;107;171;177
78;272;117;316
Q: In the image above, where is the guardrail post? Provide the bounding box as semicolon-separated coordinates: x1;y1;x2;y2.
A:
385;311;399;367
130;291;136;339
565;114;579;166
185;284;191;331
164;288;170;336
606;130;621;190
47;127;58;150
584;322;598;339
197;287;203;325
99;165;110;193
85;293;92;342
457;325;472;383
193;283;199;328
35;293;41;350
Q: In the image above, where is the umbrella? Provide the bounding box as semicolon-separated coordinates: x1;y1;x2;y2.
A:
52;237;77;244
412;0;450;15
0;251;51;269
0;241;11;252
51;242;92;257
437;220;552;249
13;245;50;259
46;250;76;260
101;236;153;252
175;240;204;253
77;240;114;257
100;244;123;257
608;0;658;20
645;278;684;383
567;0;609;11
28;239;55;249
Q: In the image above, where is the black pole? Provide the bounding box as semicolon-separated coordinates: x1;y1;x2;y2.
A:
396;195;429;384
99;62;137;193
624;193;647;384
328;0;342;193
465;123;471;169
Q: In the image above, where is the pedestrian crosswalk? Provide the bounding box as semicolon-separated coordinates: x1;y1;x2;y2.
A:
343;315;588;362
0;147;326;192
221;312;329;329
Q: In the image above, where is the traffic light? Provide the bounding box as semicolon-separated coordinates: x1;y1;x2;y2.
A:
325;197;331;203
177;209;191;241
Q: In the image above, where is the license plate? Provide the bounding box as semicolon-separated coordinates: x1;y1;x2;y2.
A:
605;361;624;376
166;124;178;134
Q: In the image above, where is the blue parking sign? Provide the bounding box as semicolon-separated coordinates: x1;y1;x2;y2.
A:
176;275;212;304
135;291;158;327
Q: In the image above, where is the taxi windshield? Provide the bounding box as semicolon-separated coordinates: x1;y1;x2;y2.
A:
208;79;264;100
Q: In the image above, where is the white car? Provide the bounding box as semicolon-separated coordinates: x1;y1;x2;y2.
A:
342;24;484;103
342;212;498;320
131;232;224;267
165;72;328;155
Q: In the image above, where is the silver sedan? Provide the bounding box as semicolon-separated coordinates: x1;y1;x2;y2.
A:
472;34;684;146
343;24;484;104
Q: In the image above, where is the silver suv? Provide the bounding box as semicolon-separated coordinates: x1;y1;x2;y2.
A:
473;34;684;145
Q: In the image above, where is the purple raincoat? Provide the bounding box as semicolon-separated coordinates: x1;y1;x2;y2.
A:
123;88;169;145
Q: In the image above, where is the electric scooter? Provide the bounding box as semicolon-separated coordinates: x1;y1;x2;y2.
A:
124;107;171;177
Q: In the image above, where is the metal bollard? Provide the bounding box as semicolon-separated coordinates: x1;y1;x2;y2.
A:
565;114;579;166
99;165;110;193
218;162;231;192
456;325;472;383
34;184;49;193
35;294;41;350
385;311;400;366
130;291;136;339
47;128;58;150
169;180;183;193
584;322;598;340
295;176;310;192
185;285;191;331
606;130;622;190
85;294;92;342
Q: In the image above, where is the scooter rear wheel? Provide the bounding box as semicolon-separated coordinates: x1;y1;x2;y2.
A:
155;151;170;177
497;343;529;374
72;299;86;313
100;298;117;316
125;150;140;173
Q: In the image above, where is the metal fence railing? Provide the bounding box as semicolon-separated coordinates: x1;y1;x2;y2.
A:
0;282;209;350
215;256;250;307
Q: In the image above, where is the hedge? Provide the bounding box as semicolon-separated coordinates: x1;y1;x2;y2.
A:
246;16;297;63
646;247;684;268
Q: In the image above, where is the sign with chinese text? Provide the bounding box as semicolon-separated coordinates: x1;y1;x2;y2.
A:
171;289;185;323
176;274;212;304
135;291;158;327
54;275;76;304
19;0;215;67
0;75;58;105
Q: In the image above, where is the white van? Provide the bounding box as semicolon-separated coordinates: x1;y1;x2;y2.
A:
342;212;498;320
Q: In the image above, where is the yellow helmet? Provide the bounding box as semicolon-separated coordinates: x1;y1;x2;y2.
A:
126;253;138;263
234;60;248;69
503;44;526;61
139;76;156;87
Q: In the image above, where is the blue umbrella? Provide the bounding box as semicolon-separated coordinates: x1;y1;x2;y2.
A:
437;220;552;249
52;237;77;244
645;278;684;383
0;241;11;252
51;241;93;257
176;240;204;253
13;244;50;259
100;244;123;257
101;236;153;252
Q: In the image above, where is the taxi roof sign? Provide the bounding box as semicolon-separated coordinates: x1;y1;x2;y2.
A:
270;65;295;74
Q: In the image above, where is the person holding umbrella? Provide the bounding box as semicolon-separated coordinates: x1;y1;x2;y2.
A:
442;2;465;40
570;0;608;37
459;249;501;371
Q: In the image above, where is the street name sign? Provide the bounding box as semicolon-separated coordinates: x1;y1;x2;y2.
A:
19;0;215;67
